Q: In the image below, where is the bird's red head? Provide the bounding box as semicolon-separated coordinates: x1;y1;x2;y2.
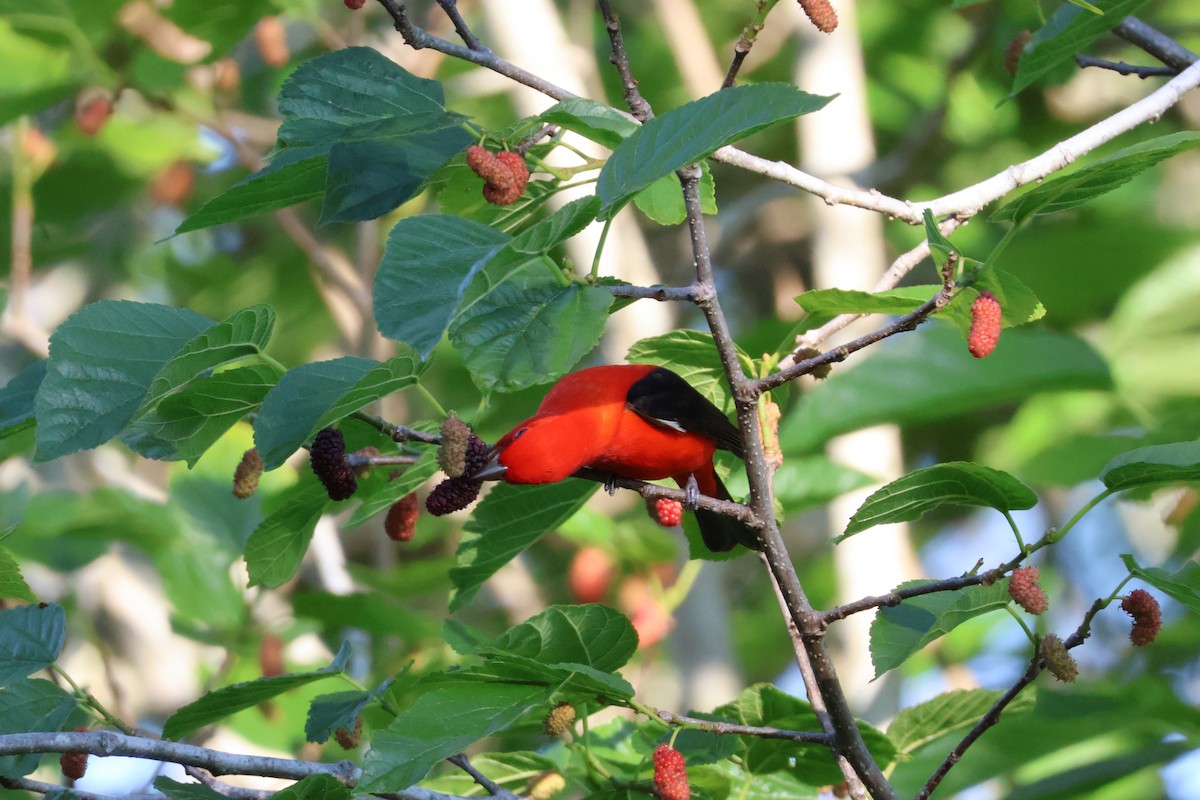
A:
492;415;591;484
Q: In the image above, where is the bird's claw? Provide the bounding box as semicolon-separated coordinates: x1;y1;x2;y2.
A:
683;474;701;510
603;473;619;496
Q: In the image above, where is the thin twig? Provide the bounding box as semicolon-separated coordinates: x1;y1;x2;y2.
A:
1075;54;1178;78
352;411;442;445
573;466;761;526
604;283;705;302
1114;17;1199;72
916;594;1108;800
447;753;521;799
722;0;780;89
596;0;654;121
655;709;833;744
434;0;488;52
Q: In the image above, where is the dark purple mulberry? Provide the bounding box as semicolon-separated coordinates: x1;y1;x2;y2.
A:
311;427;357;501
426;477;482;515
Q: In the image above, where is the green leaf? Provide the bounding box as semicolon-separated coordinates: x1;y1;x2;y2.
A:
959;270;1046;329
450;481;597;611
139;305;275;413
626;330;752;412
306;689;373;744
598;84;834;216
449;280;613;393
421;752;559;798
360;682;550;791
509;196;601;254
0;679;79;777
244;484;328;588
0;359;46;441
541;98;639;149
1010;0;1152;97
176;151;327;234
1100;442;1200;491
488;604;638;672
923;209;958;265
162;642;351;740
632;165;718;226
1120;555;1200;615
374;215;509;357
0;546;37;603
34;302;213;461
255;354;424;470
0;603;65;687
455;654;634;701
840;462;1037;540
888;688;1035;759
0;21;72;126
268;775;352;800
714;684;896;782
869;581;1012;677
796;286;939;317
137;364;280;466
320;125;473;225
992;132;1200;224
780;326;1112;453
153;778;230;800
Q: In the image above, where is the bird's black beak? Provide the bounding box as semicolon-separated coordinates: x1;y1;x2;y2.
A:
472;449;508;481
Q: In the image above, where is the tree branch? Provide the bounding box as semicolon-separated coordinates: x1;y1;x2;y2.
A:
434;0;488;52
1075;54;1178;78
596;0;654;121
1114;17;1199;73
654;709;833;744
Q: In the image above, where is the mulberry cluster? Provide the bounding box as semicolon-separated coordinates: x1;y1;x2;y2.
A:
651;497;683;527
385;492;420;542
426;477;482;515
1040;634;1078;683
797;0;838;33
652;744;690;800
543;702;577;737
1008;566;1049;615
343;0;366;8
465;145;530;206
1121;589;1162;646
310;427;357;501
439;415;472;478
232;448;264;499
968;291;1002;358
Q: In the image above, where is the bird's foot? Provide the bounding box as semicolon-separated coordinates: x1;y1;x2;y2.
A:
682;474;701;510
603;473;619;496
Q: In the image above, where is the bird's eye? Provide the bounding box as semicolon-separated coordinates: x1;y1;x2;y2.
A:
513;428;529;440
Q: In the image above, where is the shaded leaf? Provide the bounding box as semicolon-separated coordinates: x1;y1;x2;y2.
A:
153;778;229;800
840;462;1037;540
0;359;46;440
598;84;834;216
374;215;509;358
163;643;350;739
509;196;601;254
632;166;718;226
796;286;939;317
993;132;1200;224
255;354;424;470
488;604;637;673
1010;0;1153;97
360;682;549;791
888;688;1035;758
176;151;327;234
244;483;329;588
450;481;597;611
139;305;275;413
1101;442;1200;491
924;209;958;265
0;679;79;777
346;449;441;528
626;330;752;412
870;581;1012;677
269;775;353;800
541;98;638;149
35;302;212;461
449;280;613;393
0;604;64;687
0;546;37;604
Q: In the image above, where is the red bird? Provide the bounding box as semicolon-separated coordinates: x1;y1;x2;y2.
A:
480;364;760;552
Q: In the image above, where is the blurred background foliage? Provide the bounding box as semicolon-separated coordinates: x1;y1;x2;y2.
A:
1;0;1199;797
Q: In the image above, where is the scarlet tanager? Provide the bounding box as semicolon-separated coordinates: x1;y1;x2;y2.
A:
479;364;760;552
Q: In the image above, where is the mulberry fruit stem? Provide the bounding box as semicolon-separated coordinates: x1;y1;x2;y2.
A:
1004;604;1038;647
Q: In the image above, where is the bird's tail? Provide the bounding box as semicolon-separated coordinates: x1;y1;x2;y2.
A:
694;473;763;552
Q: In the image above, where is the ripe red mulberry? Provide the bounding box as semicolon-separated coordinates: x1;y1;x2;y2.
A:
385;492;420;542
1121;588;1162;646
797;0;838;33
311;427;357;501
1008;565;1049;615
652;744;690;800
466;145;529;206
426;476;481;515
651;497;683;528
968;291;1002;358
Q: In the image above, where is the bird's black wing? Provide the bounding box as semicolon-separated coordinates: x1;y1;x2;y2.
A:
626;367;745;458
